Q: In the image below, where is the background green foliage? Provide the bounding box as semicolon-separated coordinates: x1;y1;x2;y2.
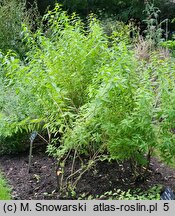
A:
30;0;175;20
161;34;175;57
28;0;175;34
0;0;40;57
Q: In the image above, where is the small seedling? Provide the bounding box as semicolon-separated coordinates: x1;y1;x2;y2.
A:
33;174;40;183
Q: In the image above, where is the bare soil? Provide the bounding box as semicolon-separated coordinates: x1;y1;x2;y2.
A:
0;145;175;200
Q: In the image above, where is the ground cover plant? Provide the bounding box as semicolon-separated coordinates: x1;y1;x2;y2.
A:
0;173;11;200
1;1;175;199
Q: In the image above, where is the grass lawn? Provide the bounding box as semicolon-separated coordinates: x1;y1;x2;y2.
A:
0;172;11;200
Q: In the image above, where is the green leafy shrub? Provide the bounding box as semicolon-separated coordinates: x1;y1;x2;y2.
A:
54;39;175;175
59;42;157;171
0;5;111;152
1;5;175;185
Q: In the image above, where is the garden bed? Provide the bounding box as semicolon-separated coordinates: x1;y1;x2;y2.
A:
0;145;175;200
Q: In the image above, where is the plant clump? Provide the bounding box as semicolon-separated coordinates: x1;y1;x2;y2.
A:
1;3;175;194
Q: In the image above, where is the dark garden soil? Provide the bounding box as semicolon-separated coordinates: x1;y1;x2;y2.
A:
0;144;175;200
